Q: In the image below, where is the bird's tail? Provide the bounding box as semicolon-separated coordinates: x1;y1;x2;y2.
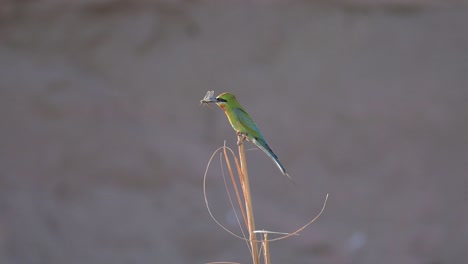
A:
252;137;294;183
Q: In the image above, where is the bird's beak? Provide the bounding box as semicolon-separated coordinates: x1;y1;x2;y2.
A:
200;90;219;105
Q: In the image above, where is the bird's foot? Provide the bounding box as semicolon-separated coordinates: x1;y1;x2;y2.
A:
236;131;248;146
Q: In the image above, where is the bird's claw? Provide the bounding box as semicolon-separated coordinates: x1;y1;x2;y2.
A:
236;131;248;145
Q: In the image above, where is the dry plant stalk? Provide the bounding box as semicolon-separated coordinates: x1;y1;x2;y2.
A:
262;233;270;264
236;134;260;264
204;139;328;264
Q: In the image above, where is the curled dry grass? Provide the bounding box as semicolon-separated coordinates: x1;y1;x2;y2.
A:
203;135;328;264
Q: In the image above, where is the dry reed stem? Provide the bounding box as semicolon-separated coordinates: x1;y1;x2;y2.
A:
203;142;329;264
222;146;248;229
237;134;260;264
203;146;249;240
220;145;250;252
262;232;270;264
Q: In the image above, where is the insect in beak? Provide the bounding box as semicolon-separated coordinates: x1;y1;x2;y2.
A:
200;90;217;108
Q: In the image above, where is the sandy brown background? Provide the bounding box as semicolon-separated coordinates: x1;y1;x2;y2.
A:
1;1;467;263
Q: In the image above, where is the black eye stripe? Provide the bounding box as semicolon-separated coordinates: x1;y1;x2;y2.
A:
217;98;227;102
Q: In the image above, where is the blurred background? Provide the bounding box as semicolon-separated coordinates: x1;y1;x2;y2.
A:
1;0;467;263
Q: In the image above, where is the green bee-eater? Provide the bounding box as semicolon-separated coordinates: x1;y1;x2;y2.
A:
201;91;292;181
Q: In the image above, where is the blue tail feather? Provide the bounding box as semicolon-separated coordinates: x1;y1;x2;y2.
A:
251;137;292;182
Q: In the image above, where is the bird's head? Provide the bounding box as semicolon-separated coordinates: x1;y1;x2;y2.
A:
200;91;237;109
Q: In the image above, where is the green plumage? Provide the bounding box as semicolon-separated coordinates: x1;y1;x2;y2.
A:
202;92;291;180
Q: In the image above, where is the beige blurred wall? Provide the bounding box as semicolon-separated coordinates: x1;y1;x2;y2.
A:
1;1;467;264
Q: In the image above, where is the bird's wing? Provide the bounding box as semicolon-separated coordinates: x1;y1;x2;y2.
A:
234;107;292;180
234;107;264;138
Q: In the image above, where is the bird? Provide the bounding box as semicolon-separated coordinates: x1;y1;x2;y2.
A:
201;91;292;181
